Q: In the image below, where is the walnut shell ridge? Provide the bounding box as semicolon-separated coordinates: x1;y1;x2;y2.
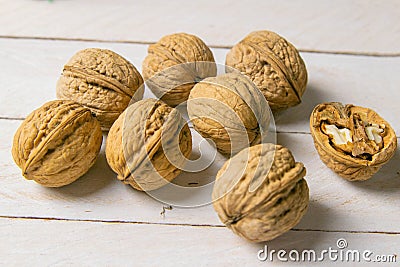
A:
187;72;270;155
142;33;216;107
226;30;307;111
310;102;397;181
106;98;192;191
12;100;103;187
212;143;309;242
56;48;144;131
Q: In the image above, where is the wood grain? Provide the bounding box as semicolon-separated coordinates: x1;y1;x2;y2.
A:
0;38;399;135
2;119;399;232
1;217;398;266
0;0;399;54
1;2;399;265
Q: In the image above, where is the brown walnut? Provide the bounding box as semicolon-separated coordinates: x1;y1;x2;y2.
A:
310;102;397;181
226;30;308;111
56;48;144;131
142;33;216;107
187;72;270;155
212;143;309;242
106;98;192;191
12;100;103;187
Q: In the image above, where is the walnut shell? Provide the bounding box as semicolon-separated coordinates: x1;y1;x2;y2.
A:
56;48;144;131
212;143;309;242
226;30;308;111
106;98;192;191
310;102;397;181
187;72;270;155
142;33;216;107
12;100;103;187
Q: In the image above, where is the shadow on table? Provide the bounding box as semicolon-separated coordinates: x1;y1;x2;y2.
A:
347;148;400;192
43;149;115;197
294;199;331;232
274;82;333;130
243;200;334;256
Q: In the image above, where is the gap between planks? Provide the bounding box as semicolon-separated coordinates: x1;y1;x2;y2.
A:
1;215;399;235
0;117;24;121
1;35;400;58
2;118;399;138
0;116;314;134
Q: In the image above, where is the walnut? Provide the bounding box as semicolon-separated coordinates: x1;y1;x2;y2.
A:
310;102;397;181
11;100;103;187
56;48;144;131
212;143;309;242
105;98;192;191
226;30;308;111
187;72;270;156
142;33;216;107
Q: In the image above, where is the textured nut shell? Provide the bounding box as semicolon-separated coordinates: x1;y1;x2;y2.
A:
212;143;309;242
187;72;270;155
56;48;144;131
310;102;397;181
142;33;216;106
12;100;103;187
106;99;192;191
226;30;307;111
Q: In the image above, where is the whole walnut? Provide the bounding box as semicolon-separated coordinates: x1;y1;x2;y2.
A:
187;72;270;155
212;143;309;242
310;102;397;181
106;98;192;191
226;30;308;111
56;48;144;131
12;100;103;187
142;33;216;107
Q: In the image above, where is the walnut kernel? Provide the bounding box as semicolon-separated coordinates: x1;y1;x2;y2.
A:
310;102;397;181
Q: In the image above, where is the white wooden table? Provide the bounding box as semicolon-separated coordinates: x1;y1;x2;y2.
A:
0;1;399;266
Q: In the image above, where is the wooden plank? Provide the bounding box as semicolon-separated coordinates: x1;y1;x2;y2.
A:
1;217;398;266
278;133;400;233
1;119;223;226
274;53;400;135
2;119;399;232
0;38;225;119
0;38;399;134
0;0;399;54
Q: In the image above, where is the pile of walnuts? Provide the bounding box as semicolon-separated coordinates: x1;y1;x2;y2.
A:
12;31;397;243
